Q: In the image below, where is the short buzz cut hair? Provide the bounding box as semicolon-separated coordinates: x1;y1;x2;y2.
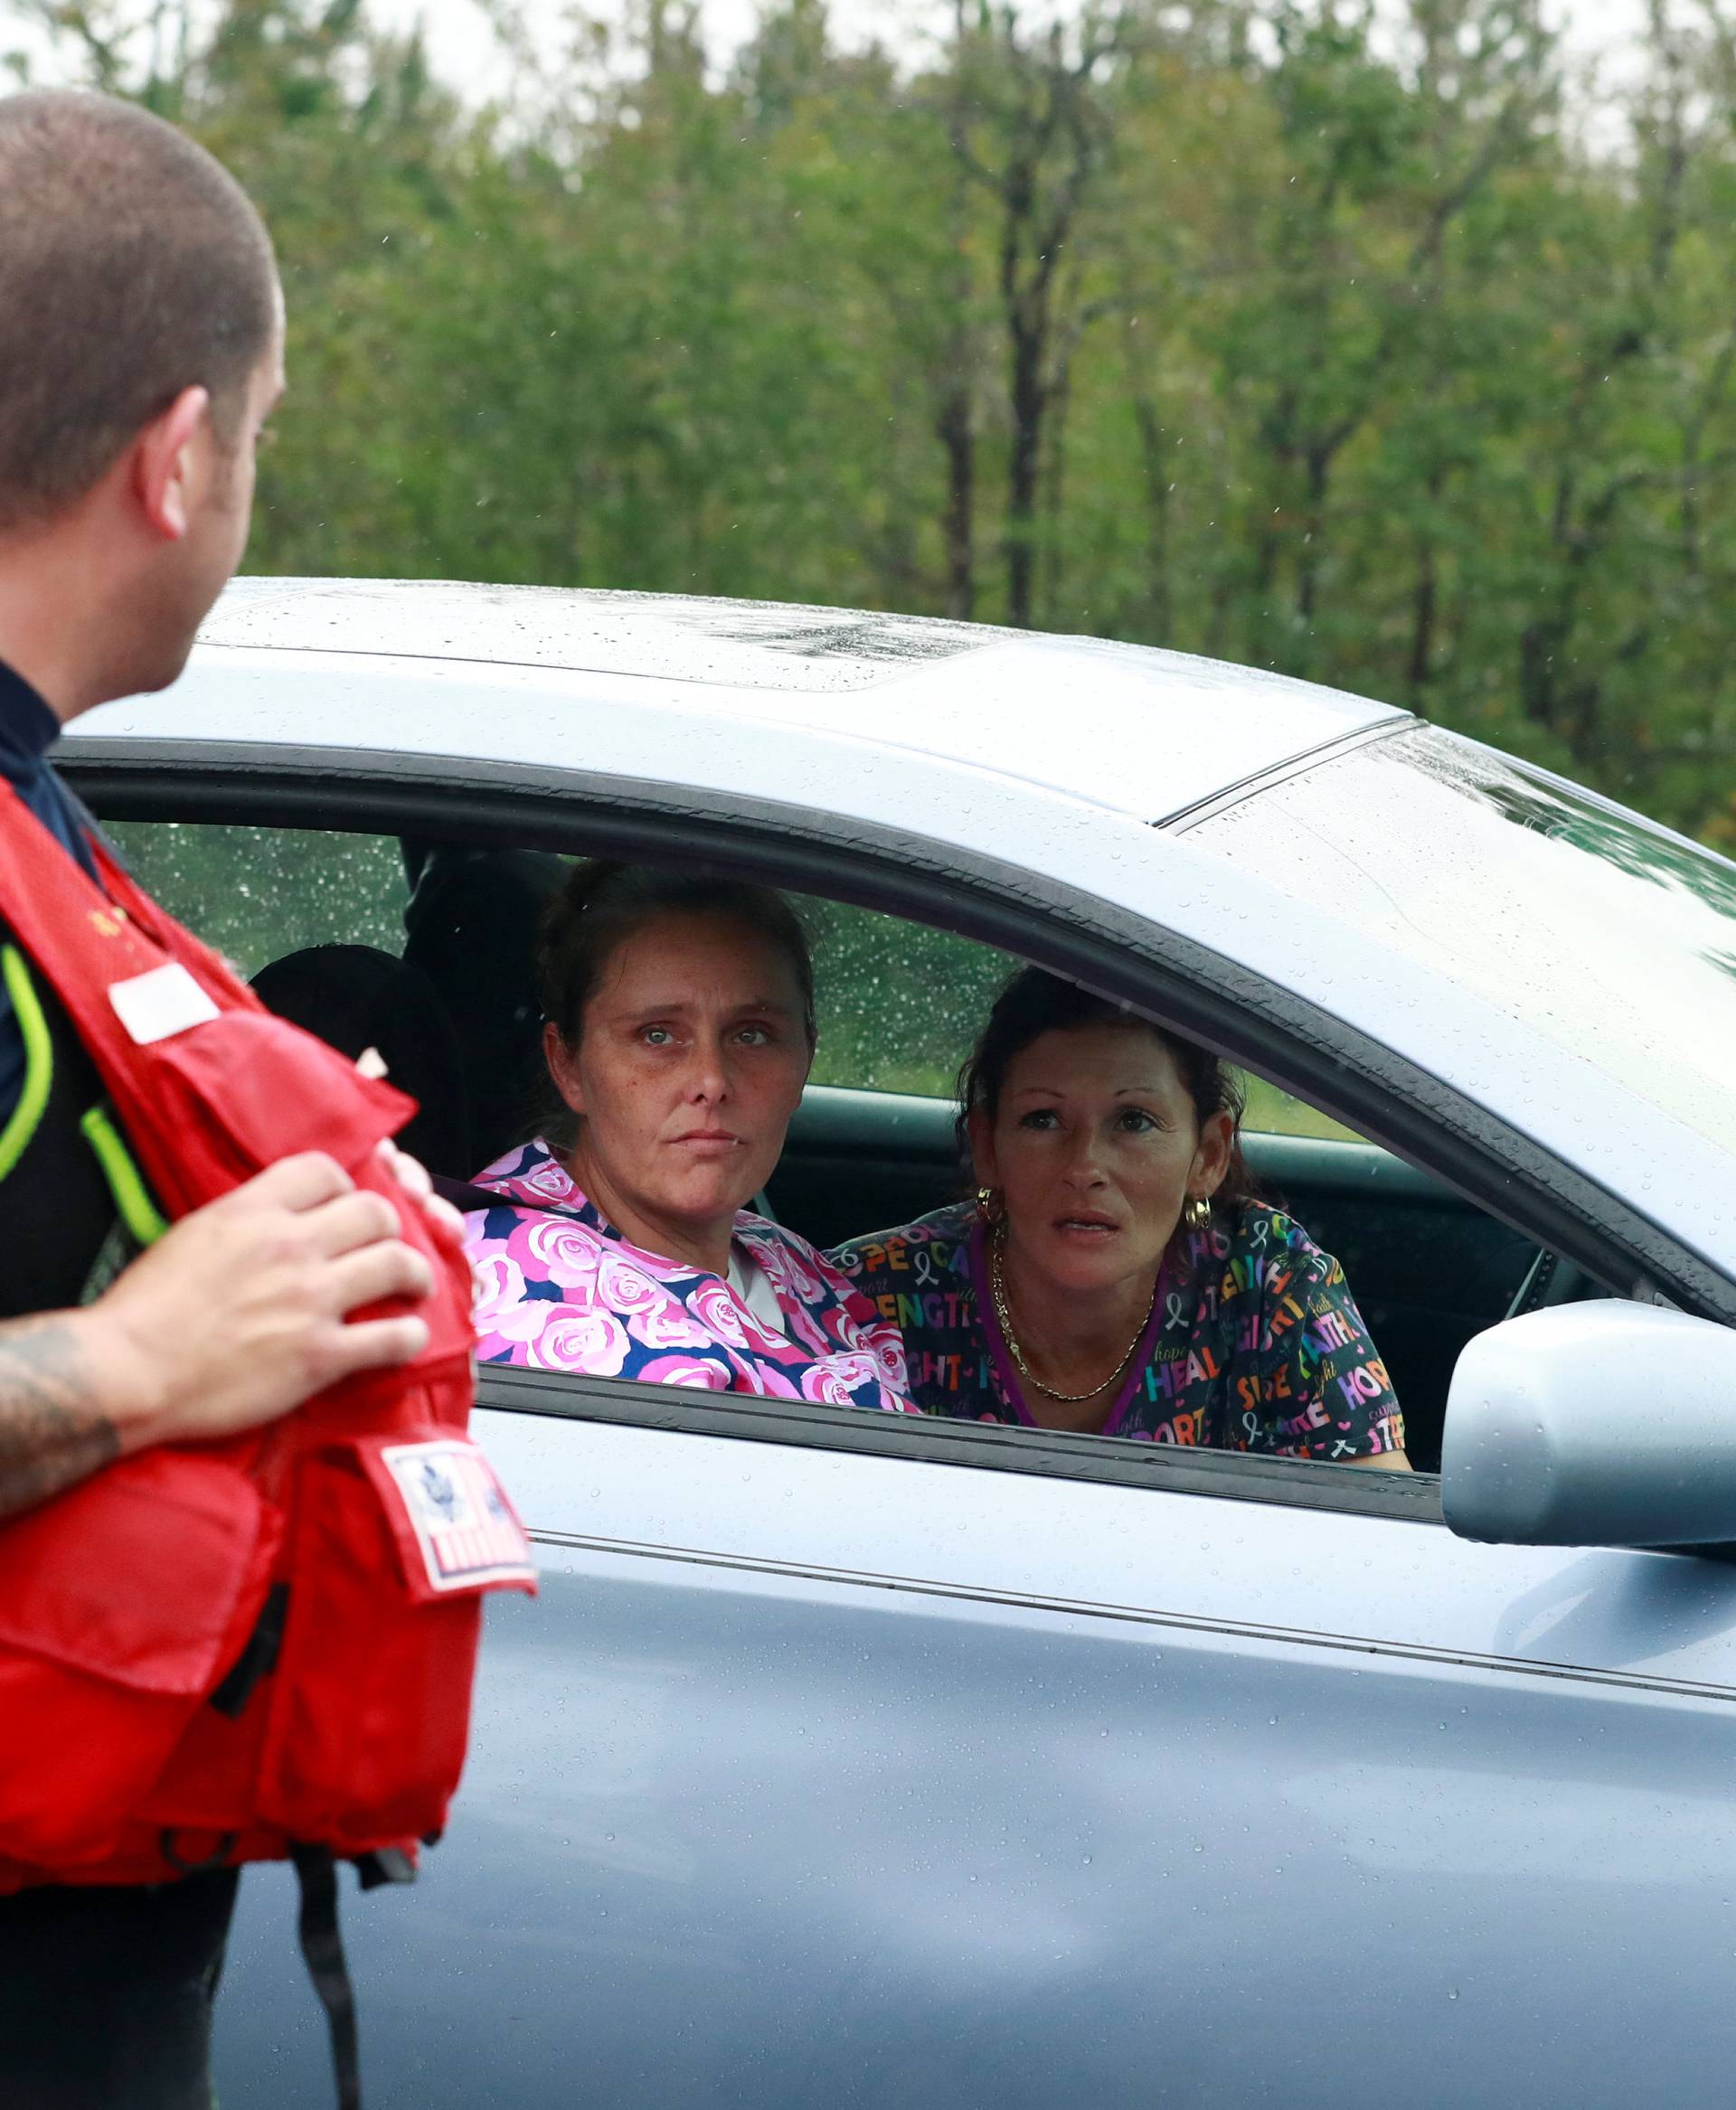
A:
0;89;278;535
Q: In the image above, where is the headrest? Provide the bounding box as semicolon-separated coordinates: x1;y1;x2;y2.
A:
250;943;471;1178
401;846;568;1173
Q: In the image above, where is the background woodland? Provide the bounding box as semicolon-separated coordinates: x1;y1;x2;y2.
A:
11;0;1736;844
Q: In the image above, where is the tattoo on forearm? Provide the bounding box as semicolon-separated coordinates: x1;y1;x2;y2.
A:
0;1316;118;1521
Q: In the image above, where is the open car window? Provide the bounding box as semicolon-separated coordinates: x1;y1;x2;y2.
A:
80;815;1558;1502
107;818;1354;1141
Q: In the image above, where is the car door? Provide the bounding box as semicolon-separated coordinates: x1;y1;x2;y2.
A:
210;1375;1736;2110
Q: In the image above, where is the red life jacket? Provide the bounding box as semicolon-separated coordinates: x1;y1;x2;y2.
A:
0;781;534;1902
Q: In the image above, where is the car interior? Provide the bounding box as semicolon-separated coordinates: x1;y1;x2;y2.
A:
106;823;1611;1478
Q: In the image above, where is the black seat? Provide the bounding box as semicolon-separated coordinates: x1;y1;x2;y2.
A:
250;944;470;1179
401;844;568;1173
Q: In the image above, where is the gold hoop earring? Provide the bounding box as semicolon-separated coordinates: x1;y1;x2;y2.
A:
976;1185;1004;1226
1184;1195;1212;1231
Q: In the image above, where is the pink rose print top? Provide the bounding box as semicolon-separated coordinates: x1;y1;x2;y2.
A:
462;1137;917;1414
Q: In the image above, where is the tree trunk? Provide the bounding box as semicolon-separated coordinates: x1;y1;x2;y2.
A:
1297;445;1329;624
1407;465;1445;698
1041;354;1074;625
936;381;976;620
1129;392;1172;644
1005;315;1045;627
1407;539;1437;698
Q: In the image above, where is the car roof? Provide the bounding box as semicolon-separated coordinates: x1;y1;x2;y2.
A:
62;578;1736;1295
81;577;1409;824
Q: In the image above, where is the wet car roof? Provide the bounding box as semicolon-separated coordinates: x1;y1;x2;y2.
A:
199;579;1014;694
75;578;1409;824
74;578;1417;823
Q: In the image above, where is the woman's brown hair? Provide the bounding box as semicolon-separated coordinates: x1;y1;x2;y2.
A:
537;860;817;1050
958;966;1254;1220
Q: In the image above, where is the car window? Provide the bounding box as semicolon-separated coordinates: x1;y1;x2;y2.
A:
807;896;1356;1138
95;815;1446;1475
1189;726;1736;1157
101;820;1354;1143
806;900;1010;1096
103;821;408;976
1238;1077;1358;1142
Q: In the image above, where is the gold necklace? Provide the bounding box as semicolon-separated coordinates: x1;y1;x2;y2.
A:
989;1222;1159;1404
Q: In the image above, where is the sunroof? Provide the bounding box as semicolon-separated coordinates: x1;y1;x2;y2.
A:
651;598;999;667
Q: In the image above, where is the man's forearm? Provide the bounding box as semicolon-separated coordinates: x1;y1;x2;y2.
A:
0;1311;119;1521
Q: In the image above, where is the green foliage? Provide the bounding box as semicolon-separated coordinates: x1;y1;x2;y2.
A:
103;820;407;974
17;0;1736;848
804;897;1014;1096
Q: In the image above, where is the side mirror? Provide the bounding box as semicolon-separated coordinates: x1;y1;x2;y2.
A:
1441;1301;1736;1549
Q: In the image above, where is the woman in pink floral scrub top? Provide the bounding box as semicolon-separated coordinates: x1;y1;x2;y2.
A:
462;862;912;1415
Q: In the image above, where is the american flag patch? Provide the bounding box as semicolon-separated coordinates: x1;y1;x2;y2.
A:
377;1438;536;1594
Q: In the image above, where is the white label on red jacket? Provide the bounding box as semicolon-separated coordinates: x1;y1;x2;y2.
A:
379;1438;537;1592
108;963;221;1045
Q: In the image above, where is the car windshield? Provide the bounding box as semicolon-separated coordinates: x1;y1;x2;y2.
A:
1188;725;1736;1156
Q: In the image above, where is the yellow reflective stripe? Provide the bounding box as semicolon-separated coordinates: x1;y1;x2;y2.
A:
80;1102;168;1248
0;946;52;1183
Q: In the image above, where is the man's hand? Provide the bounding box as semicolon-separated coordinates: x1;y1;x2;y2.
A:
97;1151;439;1449
375;1136;465;1247
0;1152;443;1520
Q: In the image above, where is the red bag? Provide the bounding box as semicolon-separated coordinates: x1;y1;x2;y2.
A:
0;783;534;1901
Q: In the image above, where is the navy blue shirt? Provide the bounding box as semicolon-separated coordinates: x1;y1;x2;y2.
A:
0;660;99;1120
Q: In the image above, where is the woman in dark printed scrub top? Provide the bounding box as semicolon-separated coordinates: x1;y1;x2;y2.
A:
832;968;1408;1465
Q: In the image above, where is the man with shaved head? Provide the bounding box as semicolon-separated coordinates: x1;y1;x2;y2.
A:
0;90;449;2107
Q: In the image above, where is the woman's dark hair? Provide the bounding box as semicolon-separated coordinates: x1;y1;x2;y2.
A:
958;967;1252;1218
536;861;818;1051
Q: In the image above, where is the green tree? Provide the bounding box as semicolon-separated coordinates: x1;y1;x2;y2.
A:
15;0;1736;840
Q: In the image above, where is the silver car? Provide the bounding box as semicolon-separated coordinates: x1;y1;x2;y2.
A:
66;578;1736;2108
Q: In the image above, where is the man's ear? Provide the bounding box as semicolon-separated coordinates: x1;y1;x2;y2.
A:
131;385;212;542
543;1020;585;1117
